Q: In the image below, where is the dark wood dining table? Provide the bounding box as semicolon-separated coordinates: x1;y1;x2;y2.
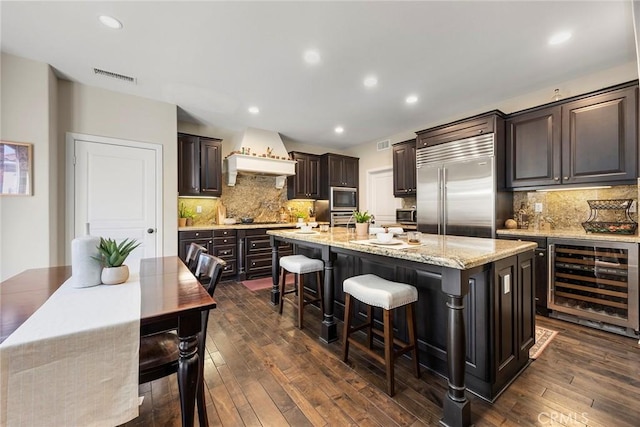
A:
0;256;216;427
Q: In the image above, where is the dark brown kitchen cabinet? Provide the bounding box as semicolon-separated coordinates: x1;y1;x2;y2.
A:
322;153;359;188
211;229;237;277
492;250;535;387
178;132;222;197
498;235;548;316
287;152;321;199
239;228;292;280
507;83;638;189
506;106;561;188
178;230;213;262
416;112;498;148
392;139;416;197
561;85;637;185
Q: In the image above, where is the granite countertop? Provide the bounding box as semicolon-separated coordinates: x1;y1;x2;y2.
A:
267;228;536;270
496;228;640;243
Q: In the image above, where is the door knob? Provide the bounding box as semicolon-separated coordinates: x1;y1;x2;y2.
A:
147;228;155;234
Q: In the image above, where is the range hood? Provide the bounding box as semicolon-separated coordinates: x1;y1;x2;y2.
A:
225;127;296;189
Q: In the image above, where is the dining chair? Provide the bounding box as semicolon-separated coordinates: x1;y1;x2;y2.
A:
138;253;226;425
185;242;208;273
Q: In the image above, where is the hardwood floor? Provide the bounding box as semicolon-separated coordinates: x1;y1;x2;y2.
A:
123;280;640;426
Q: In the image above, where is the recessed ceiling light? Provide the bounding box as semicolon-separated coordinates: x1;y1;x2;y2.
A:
405;95;418;104
334;126;344;134
548;31;572;45
248;106;260;114
363;75;378;88
303;49;321;65
98;15;123;29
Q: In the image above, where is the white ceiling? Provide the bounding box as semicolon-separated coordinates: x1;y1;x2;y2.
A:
1;1;637;149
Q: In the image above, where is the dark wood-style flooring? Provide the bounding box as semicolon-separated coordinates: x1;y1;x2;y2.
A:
123;279;640;426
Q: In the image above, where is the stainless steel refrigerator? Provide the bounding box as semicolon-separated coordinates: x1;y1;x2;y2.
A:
416;133;510;238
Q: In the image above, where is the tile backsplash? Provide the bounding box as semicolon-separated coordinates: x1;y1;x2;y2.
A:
179;174;314;225
512;185;637;231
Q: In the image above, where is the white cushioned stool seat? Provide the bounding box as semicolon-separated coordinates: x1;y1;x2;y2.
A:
280;255;324;274
343;274;418;310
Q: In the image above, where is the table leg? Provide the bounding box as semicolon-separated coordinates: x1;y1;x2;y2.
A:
178;312;201;427
270;237;281;306
320;249;337;343
440;268;471;427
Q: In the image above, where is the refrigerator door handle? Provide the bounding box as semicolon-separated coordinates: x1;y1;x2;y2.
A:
441;167;447;236
437;167;442;235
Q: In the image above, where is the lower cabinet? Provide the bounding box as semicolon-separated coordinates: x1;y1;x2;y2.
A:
211;229;237;278
238;228;292;281
498;235;548;315
178;229;237;278
178;230;213;261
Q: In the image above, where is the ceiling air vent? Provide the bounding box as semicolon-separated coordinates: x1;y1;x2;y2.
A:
377;139;391;151
93;68;137;84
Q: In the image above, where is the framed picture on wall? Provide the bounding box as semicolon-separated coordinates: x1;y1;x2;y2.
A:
0;141;33;196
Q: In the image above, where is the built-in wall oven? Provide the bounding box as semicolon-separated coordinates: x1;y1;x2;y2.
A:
330;187;357;211
548;238;639;338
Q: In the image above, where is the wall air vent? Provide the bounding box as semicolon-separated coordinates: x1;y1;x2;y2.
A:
93;68;137;84
377;139;391;151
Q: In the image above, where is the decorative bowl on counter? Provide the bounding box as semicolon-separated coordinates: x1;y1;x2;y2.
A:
223;218;236;225
240;217;254;224
376;232;394;243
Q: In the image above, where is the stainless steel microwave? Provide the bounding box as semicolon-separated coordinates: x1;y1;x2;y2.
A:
330;187;357;211
396;208;417;224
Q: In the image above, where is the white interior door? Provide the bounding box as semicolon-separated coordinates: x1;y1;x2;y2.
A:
366;168;402;224
67;134;162;273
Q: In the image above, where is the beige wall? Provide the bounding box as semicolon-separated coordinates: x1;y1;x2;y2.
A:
58;81;178;262
0;53;57;280
0;52;179;280
351;62;639;211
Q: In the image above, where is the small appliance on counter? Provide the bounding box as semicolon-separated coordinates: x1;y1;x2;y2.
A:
396;208;417;230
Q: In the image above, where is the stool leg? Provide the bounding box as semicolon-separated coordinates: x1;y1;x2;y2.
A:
342;293;352;362
407;302;420;378
297;274;304;329
383;309;394;396
316;271;324;314
278;268;286;315
366;305;373;349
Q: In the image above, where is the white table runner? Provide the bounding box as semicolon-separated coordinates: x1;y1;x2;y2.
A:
0;276;141;427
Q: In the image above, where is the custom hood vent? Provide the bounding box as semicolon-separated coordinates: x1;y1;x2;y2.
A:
225;128;296;189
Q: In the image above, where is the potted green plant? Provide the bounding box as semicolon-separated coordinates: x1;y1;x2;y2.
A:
353;210;372;236
294;211;307;223
93;237;141;285
179;203;195;227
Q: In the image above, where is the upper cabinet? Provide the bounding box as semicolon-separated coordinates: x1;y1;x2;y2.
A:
416;113;497;148
392;139;416;197
178;132;222;197
507;83;638;189
321;153;359;192
287;151;321;199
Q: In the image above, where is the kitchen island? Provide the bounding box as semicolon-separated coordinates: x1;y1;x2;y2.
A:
268;228;536;427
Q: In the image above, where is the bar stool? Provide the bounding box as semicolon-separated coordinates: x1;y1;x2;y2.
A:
279;254;324;329
342;274;420;396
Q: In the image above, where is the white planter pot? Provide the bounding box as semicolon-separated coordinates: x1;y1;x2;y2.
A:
355;222;369;236
101;265;129;285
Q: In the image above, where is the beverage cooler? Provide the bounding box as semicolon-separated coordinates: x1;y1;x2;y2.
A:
548;238;639;338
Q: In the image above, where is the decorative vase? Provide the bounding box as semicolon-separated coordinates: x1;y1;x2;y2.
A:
101;265;130;285
186;218;194;226
71;223;102;288
178;218;187;227
355;222;369;236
